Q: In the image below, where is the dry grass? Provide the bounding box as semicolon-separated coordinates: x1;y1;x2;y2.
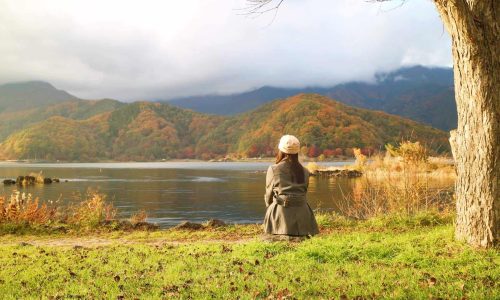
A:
130;210;148;225
305;142;456;220
305;162;321;174
353;148;367;170
0;191;57;224
337;174;454;220
0;189;151;234
66;190;117;229
336;142;455;220
386;141;428;164
29;171;46;184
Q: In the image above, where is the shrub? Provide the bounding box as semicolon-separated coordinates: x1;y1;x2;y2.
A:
386;141;428;164
67;191;117;229
130;210;148;225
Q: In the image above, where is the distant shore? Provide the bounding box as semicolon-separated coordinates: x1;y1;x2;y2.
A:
0;157;356;164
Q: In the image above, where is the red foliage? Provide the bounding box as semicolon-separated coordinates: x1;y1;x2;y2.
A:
247;145;261;158
322;149;336;158
308;145;321;158
181;147;196;159
361;147;375;156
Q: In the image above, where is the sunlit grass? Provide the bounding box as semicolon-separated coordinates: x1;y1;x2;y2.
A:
0;222;497;299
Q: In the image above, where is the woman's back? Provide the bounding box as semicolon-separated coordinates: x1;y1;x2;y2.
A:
264;158;319;236
270;160;309;197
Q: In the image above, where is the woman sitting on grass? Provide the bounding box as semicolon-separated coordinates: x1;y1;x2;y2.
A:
263;135;319;237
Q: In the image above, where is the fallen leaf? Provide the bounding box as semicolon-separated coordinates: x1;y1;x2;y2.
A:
222;245;232;253
428;277;437;286
232;260;243;266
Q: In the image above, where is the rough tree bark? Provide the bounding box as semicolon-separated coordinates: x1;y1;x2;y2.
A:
434;0;499;248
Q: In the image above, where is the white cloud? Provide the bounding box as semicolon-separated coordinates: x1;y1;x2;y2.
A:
0;0;451;100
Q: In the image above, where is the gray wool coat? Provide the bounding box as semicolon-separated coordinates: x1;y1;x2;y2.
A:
263;161;319;236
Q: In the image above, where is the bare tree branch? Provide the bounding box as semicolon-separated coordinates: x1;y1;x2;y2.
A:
241;0;285;16
242;0;408;16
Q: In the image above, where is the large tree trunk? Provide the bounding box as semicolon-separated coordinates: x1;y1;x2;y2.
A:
434;0;499;247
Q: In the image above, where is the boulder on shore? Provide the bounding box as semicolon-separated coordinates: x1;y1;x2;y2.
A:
174;221;204;230
205;219;226;228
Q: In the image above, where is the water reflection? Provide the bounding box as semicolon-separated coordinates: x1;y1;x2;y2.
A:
0;162;454;227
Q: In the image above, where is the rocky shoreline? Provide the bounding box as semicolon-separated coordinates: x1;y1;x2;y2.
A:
310;169;363;178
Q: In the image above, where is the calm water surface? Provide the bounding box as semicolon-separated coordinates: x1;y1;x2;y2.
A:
0;161;358;227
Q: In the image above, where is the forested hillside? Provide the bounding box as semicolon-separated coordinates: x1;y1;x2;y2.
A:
197;94;449;158
0;94;449;161
0;99;124;140
0;102;223;161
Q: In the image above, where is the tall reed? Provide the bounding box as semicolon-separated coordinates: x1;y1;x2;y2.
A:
337;142;455;220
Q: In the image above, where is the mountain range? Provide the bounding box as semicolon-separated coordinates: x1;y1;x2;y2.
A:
166;66;457;131
0;81;79;113
0;66;453;161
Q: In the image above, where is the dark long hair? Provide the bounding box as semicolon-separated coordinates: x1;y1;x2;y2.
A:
275;151;305;184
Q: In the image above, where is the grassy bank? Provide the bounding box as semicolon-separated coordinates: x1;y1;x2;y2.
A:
0;214;498;299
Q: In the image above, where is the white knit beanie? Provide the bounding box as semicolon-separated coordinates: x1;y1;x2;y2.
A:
278;135;300;154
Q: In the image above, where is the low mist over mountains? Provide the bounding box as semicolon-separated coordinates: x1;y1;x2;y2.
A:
166;66;457;131
0;66;454;161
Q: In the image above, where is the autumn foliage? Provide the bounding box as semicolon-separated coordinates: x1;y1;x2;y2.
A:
0;94;450;161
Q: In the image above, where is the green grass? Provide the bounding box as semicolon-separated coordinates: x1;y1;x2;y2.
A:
0;220;498;299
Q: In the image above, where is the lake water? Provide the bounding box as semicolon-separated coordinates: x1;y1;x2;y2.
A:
0;161;361;227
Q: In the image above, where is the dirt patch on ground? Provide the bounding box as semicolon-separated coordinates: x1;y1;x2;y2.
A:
1;236;256;248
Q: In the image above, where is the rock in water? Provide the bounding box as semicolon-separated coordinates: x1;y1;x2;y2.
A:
16;176;25;185
3;179;15;185
13;175;59;185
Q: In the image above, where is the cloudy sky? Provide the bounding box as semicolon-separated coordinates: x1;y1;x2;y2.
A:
0;0;452;101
